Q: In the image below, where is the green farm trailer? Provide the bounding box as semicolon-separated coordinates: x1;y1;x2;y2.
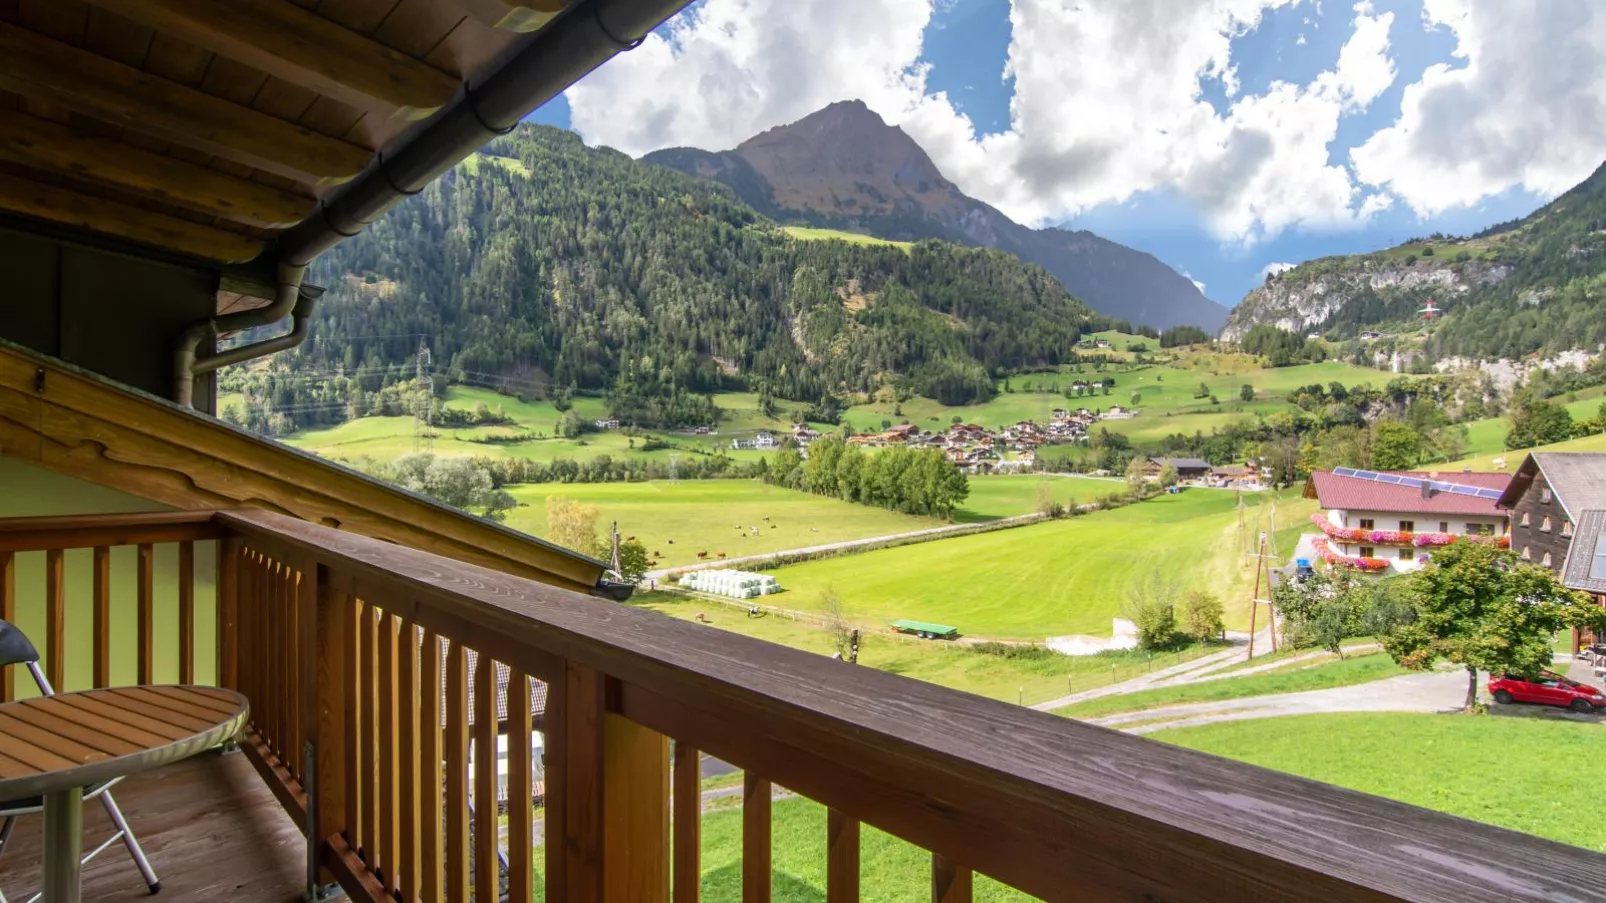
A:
889;619;959;640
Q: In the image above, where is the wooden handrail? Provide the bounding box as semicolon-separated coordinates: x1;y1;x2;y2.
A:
0;510;225;552
214;507;1606;903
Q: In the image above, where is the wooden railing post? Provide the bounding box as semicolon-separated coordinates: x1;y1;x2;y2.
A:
604;712;669;903
92;546;111;688
216;537;239;691
672;743;701;903
932;855;972;903
742;772;771;903
547;661;604;903
827;809;859;902
311;565;348;883
0;551;12;702
45;548;63;690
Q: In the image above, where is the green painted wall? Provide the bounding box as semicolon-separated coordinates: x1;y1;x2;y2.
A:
1;457;217;696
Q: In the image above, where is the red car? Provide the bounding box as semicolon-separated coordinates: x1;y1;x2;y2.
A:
1488;671;1606;713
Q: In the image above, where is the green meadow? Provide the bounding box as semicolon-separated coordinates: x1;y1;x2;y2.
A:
506;480;937;568
631;593;1214;706
1155;712;1606;853
951;474;1122;521
780;225;914;251
764;488;1316;640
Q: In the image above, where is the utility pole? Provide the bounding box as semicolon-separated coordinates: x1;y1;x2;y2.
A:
413;338;433;453
610;521;622;579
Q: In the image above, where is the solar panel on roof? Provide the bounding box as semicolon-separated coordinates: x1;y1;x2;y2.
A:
1331;467;1502;500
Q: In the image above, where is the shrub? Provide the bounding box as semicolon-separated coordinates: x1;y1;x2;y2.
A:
1181;590;1224;643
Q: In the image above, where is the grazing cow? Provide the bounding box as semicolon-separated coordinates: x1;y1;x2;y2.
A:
667;539;674;544
697;551;708;559
696;612;710;623
763;516;770;521
652;551;662;557
626;535;636;541
717;552;727;559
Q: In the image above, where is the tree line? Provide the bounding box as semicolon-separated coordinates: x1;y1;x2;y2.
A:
758;436;970;519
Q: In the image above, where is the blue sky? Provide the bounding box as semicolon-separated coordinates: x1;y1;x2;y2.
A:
534;0;1604;313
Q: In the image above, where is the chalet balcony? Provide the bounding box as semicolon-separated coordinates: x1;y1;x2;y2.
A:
1;509;1603;903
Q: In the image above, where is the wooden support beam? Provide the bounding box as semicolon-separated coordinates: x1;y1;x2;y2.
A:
827;809;859;903
672;743;700;903
0;109;311;228
931;855;972;903
179;540;196;685
0;22;371;184
92;547;112;689
83;0;459;120
137;543;154;685
0;171;266;264
453;0;570;32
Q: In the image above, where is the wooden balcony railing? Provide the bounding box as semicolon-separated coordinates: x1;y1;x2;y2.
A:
4;508;1606;901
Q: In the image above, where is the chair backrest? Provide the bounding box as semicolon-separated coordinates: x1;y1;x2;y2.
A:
0;618;40;669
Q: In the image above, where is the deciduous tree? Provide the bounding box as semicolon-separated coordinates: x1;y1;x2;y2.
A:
1382;542;1605;711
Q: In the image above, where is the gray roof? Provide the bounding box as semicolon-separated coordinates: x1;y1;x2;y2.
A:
1562;509;1606;594
1152;457;1212;470
1502;453;1606;519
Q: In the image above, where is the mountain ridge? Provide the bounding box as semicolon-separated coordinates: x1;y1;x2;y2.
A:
644;100;1229;332
1221;160;1606;361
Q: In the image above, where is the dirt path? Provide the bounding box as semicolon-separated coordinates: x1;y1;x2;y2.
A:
644;513;1043;580
1029;630;1276;712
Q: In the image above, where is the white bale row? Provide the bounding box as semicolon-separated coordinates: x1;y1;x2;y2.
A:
679;568;782;599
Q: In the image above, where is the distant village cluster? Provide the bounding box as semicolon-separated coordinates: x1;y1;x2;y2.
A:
731;407;1138;473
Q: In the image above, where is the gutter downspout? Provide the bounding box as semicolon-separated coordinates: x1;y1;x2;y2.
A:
173;261;310;408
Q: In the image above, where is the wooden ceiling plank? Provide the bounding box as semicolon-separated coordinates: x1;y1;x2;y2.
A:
0;170;267;263
450;0;566;33
0;109;312;227
313;0;403;35
16;0;89;44
84;0;459;119
0;23;371;183
82;7;155;67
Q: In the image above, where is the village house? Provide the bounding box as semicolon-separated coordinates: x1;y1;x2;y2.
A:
1146;457;1212;481
1209;464;1259;487
1304;468;1510;573
731;431;779;450
593;417;622;430
1102;405;1136;419
1496;453;1606;650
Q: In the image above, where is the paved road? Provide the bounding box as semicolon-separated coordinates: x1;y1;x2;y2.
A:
644;513;1043;581
1088;669;1470;734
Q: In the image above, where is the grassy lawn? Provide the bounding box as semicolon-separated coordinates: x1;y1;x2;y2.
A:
780;225;913;251
696;795;1032;902
955;474;1122;521
632;593;1216;706
1442;429;1606;473
1457;388;1606;461
1053;652;1404;719
506;480;937;568
1153;712;1606;852
763;488;1316;640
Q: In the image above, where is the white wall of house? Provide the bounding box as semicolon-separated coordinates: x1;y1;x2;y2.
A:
1323;505;1508;574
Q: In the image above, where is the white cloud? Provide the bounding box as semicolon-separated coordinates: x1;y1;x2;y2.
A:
1260;261;1298;277
1350;0;1606;217
1190;278;1209;294
566;0;1409;243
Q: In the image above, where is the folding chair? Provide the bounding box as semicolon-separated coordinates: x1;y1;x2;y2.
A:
0;620;160;902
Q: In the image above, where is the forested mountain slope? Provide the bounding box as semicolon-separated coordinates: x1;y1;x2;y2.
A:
303;124;1099;423
644;101;1228;332
1223;161;1606;360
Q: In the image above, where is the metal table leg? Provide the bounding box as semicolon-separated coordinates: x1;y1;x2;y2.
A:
41;786;82;903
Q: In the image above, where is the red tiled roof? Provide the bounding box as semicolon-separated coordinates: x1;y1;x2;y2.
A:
1305;470;1511;517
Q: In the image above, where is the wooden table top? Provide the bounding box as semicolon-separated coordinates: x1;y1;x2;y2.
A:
0;686;248;801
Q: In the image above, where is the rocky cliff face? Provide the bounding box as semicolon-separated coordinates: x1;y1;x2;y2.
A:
645;101;1229;332
1221;257;1512;342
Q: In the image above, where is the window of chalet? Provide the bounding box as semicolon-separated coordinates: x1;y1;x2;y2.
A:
1542;516;1552;533
1522;546;1532;561
1542;487;1553;504
1521;512;1531;527
1359;518;1374;529
1399;548;1414;561
1467;523;1495;536
1542;552;1554;568
1563;520;1574;537
1399;520;1415;532
1360;546;1375;558
1439;521;1449;533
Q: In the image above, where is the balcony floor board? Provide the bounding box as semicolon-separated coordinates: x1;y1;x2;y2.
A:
0;749;304;901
